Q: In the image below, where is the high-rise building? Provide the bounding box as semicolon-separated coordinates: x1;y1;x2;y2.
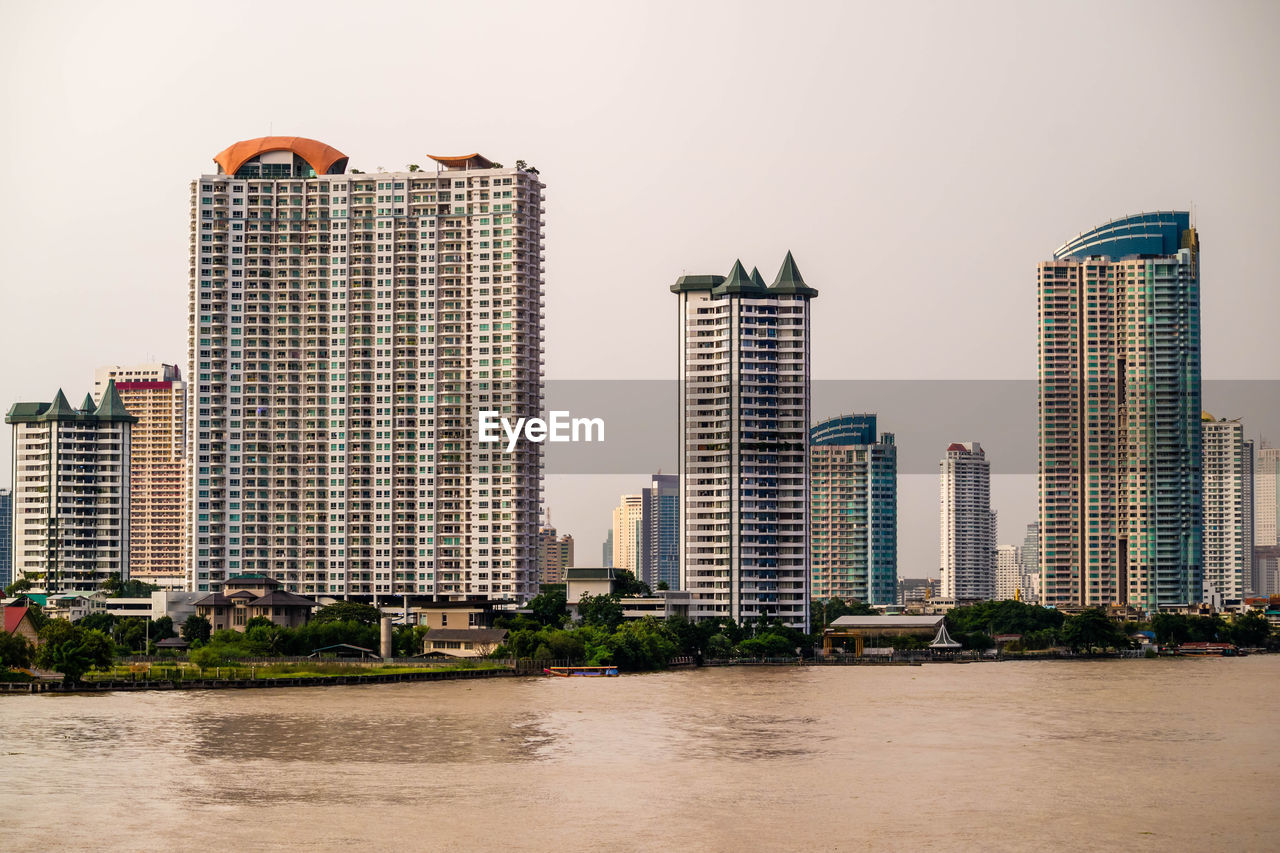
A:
809;414;897;605
640;473;679;590
940;442;995;601
1201;415;1251;601
611;494;643;575
93;364;187;590
601;529;613;569
1257;444;1280;550
189;138;545;599
673;253;816;628
536;517;574;585
1243;439;1255;594
0;487;11;590
1020;521;1040;604
1039;212;1202;610
5;384;136;592
995;545;1022;601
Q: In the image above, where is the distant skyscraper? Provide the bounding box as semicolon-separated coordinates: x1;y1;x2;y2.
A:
1020;522;1041;604
602;529;613;569
190;137;545;600
673;253;816;628
537;516;574;585
809;414;897;605
94;364;187;590
1201;416;1251;601
940;442;995;601
995;545;1022;601
640;473;679;590
611;494;643;575
1039;212;1202;610
0;487;11;590
1257;444;1280;550
6;384;136;592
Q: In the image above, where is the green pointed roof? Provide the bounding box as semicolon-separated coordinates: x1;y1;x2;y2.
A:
749;266;767;289
41;390;77;421
769;251;819;297
80;393;96;413
713;259;770;297
94;380;137;423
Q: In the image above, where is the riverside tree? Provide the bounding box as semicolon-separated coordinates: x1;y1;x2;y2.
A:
35;621;114;683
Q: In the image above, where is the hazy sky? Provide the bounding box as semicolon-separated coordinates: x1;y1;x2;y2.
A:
3;0;1278;576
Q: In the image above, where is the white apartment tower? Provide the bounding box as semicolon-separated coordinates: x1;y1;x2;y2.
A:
1201;415;1251;601
6;385;136;592
940;442;995;601
94;364;187;589
673;254;816;629
190;137;545;598
995;544;1022;601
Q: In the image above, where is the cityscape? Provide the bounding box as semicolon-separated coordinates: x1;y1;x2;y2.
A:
1;1;1278;851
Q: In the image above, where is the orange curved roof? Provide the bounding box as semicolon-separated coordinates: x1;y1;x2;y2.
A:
428;153;494;169
213;136;348;176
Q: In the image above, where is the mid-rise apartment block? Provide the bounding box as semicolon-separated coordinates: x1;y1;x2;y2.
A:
1201;415;1251;601
94;364;187;589
537;520;574;585
673;253;816;628
809;414;897;605
6;385;136;592
189;137;545;599
640;473;679;590
940;442;995;601
1039;212;1202;610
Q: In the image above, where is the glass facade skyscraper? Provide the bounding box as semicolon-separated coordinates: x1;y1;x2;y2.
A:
1038;211;1202;610
809;415;897;605
641;473;680;590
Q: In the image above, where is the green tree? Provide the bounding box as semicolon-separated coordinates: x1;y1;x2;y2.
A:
706;634;734;659
35;621;114;683
1061;609;1127;654
1228;612;1271;647
181;614;212;644
4;577;33;596
311;601;382;625
0;632;34;669
115;580;159;599
810;597;875;632
1151;612;1191;646
656;580;669;591
527;586;568;627
78;612;118;633
149;616;176;642
613;570;651;596
577;593;624;631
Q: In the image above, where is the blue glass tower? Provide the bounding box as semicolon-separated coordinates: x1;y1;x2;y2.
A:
809;414;898;605
1040;211;1201;609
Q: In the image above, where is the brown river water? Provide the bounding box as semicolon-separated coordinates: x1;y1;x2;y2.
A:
2;658;1277;852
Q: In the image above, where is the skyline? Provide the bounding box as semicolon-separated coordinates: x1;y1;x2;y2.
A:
3;1;1280;576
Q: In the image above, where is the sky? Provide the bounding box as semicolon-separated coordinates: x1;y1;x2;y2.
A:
2;0;1278;577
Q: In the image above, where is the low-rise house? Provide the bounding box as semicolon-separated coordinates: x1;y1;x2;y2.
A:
421;628;508;658
193;575;316;632
3;605;40;645
44;592;108;622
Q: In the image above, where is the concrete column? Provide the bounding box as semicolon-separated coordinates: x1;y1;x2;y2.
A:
380;616;393;659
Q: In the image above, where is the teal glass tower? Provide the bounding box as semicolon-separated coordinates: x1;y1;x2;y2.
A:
1038;212;1202;610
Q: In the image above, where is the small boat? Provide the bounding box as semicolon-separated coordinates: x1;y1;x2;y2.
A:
1169;642;1244;657
543;666;619;677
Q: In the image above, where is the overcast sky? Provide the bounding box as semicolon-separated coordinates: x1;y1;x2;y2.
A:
3;0;1277;576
